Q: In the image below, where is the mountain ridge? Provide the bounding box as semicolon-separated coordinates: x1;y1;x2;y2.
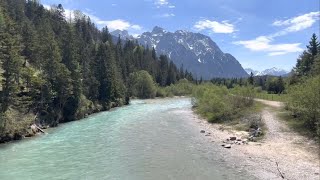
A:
112;27;248;79
245;67;289;76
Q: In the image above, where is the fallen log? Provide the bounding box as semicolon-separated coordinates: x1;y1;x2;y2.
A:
35;125;45;134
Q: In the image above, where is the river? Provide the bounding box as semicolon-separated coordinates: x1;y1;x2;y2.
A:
0;98;255;180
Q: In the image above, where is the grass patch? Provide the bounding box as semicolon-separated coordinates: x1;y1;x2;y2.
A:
226;102;265;133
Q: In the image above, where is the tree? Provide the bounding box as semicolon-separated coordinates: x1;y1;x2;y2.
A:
276;76;285;94
295;34;320;77
248;72;254;85
0;0;185;138
0;11;23;112
312;54;320;76
128;70;156;99
307;33;320;56
159;55;169;86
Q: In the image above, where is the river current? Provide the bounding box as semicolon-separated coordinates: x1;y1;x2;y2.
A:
0;98;254;180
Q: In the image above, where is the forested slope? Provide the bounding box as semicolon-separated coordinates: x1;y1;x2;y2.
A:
0;0;192;142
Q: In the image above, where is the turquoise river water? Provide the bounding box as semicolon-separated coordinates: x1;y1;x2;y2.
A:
0;98;255;180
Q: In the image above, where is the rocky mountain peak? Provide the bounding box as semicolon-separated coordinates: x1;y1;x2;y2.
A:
110;27;248;79
110;29;133;40
151;26;166;34
137;28;248;79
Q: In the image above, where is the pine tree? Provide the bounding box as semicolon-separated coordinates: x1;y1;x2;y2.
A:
307;33;320;56
248;72;254;85
0;11;24;112
276;76;285;94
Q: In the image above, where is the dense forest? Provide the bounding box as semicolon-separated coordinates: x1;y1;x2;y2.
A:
0;0;193;142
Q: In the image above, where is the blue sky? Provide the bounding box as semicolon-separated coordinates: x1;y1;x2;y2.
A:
42;0;320;71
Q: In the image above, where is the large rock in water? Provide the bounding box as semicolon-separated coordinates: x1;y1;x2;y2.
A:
135;27;248;79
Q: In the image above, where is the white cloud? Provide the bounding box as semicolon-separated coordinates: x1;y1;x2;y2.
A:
234;11;318;56
43;4;142;32
154;0;175;8
272;11;320;33
131;25;142;30
104;19;131;31
155;0;169;6
159;13;175;18
111;3;117;6
194;19;235;33
233;36;303;56
43;4;75;21
88;16;141;31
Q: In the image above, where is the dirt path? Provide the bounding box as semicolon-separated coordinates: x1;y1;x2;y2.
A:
193;98;320;180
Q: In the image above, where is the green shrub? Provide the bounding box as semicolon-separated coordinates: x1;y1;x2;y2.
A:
192;84;231;122
164;79;194;96
155;87;167;97
0;109;33;136
128;70;157;99
287;76;320;136
192;84;256;123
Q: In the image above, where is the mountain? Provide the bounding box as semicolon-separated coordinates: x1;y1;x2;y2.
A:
137;26;248;79
110;30;134;40
245;68;259;76
115;27;248;79
245;67;289;76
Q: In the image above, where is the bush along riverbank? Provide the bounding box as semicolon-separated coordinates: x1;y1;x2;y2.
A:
192;84;265;144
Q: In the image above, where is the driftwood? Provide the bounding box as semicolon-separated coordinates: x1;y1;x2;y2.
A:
276;161;285;179
35;125;45;134
32;112;45;134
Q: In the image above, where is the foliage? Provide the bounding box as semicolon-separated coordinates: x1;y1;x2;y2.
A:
192;84;255;123
163;79;194;96
287;76;320;137
128;70;157;99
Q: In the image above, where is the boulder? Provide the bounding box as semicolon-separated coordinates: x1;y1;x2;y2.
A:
248;136;257;142
224;144;231;148
200;130;205;133
230;137;237;141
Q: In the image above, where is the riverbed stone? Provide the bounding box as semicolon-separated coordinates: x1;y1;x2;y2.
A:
224;144;231;148
230;137;237;141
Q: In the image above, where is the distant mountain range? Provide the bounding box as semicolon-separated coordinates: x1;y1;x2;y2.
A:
111;27;248;79
245;67;289;76
110;30;134;40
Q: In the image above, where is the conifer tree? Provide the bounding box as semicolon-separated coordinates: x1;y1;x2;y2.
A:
0;10;23;112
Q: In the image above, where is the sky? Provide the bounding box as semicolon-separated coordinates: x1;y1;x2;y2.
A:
42;0;320;71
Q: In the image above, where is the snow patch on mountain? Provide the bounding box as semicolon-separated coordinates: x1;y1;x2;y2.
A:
112;26;248;79
245;67;289;76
